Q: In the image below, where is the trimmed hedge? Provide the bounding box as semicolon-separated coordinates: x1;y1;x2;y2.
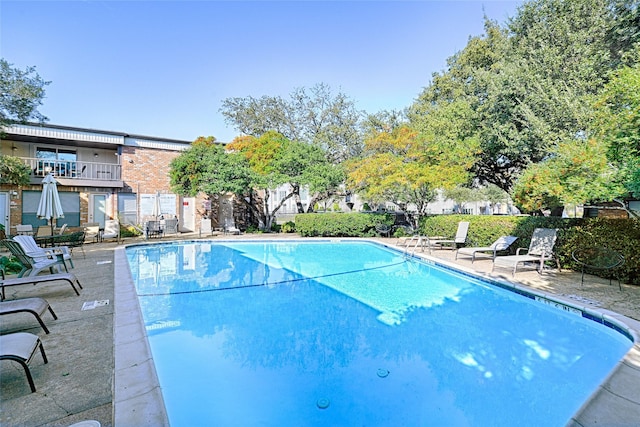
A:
295;213;394;237
295;213;639;285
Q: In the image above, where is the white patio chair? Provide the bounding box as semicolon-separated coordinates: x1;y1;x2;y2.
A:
492;228;560;276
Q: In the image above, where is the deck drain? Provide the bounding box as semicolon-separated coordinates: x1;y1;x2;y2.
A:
316;398;330;409
82;300;110;310
377;368;390;378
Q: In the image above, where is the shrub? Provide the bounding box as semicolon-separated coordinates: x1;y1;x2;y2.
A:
295;213;393;237
281;221;296;233
1;255;24;275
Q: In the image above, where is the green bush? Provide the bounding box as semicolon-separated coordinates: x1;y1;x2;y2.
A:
1;255;24;275
295;213;393;237
281;221;296;233
121;224;143;238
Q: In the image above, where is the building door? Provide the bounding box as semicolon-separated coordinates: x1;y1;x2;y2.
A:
180;197;195;232
0;192;8;232
90;194;107;227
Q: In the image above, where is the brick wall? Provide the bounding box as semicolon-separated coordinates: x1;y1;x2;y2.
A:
120;146;179;194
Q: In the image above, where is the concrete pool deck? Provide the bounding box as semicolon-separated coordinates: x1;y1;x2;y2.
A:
1;233;639;426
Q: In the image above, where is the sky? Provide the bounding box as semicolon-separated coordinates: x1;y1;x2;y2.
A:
1;0;523;143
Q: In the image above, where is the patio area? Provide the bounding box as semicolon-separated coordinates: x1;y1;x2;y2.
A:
1;233;639;426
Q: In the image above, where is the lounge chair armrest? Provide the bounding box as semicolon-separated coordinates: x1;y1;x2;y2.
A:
515;247;529;255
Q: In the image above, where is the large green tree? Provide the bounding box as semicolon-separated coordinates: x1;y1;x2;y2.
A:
593;62;640;198
409;0;639;196
220;83;364;163
0;59;50;131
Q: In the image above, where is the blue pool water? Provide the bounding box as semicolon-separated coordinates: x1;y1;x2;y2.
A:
125;240;632;426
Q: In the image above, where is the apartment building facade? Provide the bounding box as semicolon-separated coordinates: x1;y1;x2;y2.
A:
0;123;206;234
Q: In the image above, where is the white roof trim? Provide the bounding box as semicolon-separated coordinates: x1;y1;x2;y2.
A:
4;124;125;145
124;137;190;151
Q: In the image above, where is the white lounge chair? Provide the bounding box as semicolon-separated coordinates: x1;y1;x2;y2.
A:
492;228;560;276
13;235;74;269
456;236;518;263
1;239;66;278
0;332;48;392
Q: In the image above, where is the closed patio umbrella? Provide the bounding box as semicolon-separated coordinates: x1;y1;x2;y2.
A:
152;192;162;219
36;173;64;235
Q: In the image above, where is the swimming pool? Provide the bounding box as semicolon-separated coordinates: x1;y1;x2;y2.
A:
124;240;633;426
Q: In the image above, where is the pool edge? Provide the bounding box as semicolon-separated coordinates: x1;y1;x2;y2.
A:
113;246;170;427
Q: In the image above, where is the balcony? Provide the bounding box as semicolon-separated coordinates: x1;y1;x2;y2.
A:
20;157;123;188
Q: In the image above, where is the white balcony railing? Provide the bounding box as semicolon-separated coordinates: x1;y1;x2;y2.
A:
20;158;121;181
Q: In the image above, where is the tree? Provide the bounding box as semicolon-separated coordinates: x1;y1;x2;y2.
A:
444;186;476;213
593;62;640;197
409;0;639;193
0;154;31;187
1;59;50;131
512;138;623;212
347;124;477;220
220;83;364;163
228;131;344;229
169;136;255;217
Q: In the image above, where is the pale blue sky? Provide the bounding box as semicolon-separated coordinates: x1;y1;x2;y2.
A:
1;1;522;142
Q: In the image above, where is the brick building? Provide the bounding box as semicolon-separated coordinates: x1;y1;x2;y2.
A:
0;123;213;234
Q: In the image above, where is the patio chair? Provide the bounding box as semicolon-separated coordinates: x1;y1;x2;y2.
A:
57;224;68;235
146;220;164;239
0;297;58;334
0;332;48;392
200;218;213;237
101;219;121;243
163;218;179;235
572;246;625;290
492;228;560;276
1;239;66;278
455;236;518;263
15;224;33;236
52;231;87;258
0;271;83;301
83;223;101;243
413;221;470;253
375;223;392;237
13;235;74;269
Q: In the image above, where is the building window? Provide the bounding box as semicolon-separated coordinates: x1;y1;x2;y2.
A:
21;190;80;227
35;147;78;177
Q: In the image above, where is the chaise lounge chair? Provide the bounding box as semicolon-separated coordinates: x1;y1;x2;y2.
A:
0;297;58;334
400;221;470;254
0;271;83;301
0;332;48;392
492;228;560;276
428;221;470;250
455;236;518;263
13;235;74;269
1;239;66;278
